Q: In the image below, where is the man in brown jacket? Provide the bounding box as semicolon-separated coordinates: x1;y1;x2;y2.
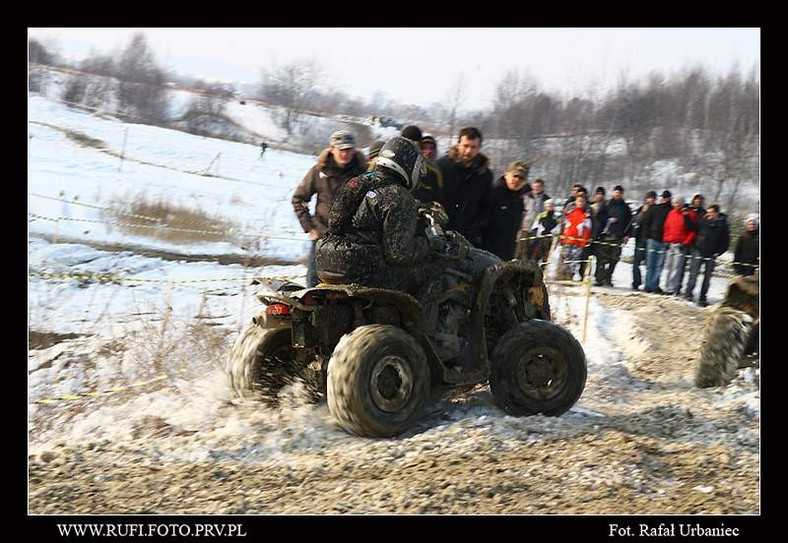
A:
292;130;366;286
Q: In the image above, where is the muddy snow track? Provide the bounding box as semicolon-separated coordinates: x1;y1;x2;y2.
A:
28;288;759;515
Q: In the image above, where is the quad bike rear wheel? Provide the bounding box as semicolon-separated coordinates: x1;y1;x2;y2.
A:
327;325;431;438
695;308;755;388
226;325;321;405
489;320;586;416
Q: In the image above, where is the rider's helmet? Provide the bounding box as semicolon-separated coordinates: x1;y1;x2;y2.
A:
374;136;427;190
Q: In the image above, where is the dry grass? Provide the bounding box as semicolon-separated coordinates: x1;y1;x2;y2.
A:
29;331;84;350
107;193;239;244
64;130;107;150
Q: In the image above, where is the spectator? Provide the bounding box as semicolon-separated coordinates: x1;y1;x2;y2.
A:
401;125;423;142
435;126;493;248
518;178;549;257
683;204;731;307
315;136;436;295
642;190;672;294
563;183;584;208
588;186;609;277
528;198;560;266
627;191;656;291
559;193;592;281
482;161;530;261
412;133;444;205
690;193;707;216
733;214;759;276
594;185;632;287
292;130;366;287
419;133;438;161
366;139;386;172
662;196;690;295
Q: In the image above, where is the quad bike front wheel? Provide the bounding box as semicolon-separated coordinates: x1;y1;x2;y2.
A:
226;325;321;405
327;325;431;438
490;320;587;416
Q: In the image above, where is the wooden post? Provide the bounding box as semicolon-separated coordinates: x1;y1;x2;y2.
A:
582;254;594;343
542;233;560;281
118;127;128;172
238;244;251;332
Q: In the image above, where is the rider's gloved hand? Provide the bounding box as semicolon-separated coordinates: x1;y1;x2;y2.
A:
428;202;449;226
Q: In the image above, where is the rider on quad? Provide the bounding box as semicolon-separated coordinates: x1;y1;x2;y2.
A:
315;136;488;296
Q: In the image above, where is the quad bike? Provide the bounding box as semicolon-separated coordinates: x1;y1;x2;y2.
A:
695;273;759;388
226;210;587;437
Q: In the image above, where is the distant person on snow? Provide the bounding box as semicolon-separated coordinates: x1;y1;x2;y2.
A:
260;141;269;158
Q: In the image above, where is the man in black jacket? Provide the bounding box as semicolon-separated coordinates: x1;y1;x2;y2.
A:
683;204;731;307
482;161;530;261
627;191;656;290
594;185;632;287
642;190;673;294
436;127;493;248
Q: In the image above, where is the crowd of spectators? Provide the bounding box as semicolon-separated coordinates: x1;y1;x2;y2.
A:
290;126;759;307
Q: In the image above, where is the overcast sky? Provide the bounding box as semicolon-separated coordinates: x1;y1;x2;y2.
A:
28;27;760;111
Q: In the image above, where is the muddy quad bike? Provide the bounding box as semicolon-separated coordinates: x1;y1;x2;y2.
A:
695;273;759;388
226;211;587;437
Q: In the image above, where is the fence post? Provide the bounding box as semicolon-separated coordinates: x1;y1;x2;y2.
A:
118;127;128;172
582;254;594;343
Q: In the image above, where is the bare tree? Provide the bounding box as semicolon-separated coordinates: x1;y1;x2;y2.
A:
258;59;322;135
444;72;469;139
29;38;56;66
116;32;168;123
183;83;236;136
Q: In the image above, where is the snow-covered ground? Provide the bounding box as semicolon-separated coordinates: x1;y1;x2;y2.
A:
28;93;757;485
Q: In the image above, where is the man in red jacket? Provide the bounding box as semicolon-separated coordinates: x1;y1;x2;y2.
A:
662;196;690;295
559;193;592;281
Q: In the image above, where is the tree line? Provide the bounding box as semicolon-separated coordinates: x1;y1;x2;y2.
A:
30;34;758;211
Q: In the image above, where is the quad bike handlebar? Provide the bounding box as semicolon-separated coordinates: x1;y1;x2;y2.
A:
420;204;470;260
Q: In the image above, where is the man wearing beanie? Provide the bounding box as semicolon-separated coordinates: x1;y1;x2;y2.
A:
482;161;531;261
292;130;366;287
594;185;632;287
626;191;656;290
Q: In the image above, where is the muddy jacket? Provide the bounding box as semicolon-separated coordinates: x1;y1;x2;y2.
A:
684;213;730;257
315;173;430;286
481;176;527;261
291;148;366;237
435;146;493;247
